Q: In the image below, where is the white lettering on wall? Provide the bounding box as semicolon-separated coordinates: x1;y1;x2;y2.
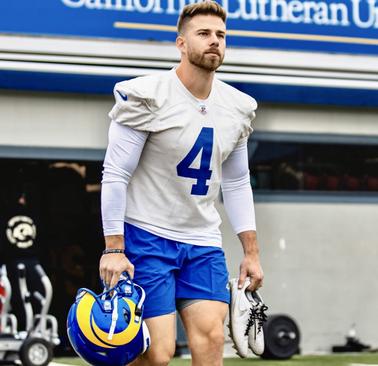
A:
124;0;135;11
166;0;178;14
330;3;350;25
302;1;317;24
352;0;377;28
271;0;289;22
152;0;163;14
231;0;254;21
259;0;271;21
61;0;85;8
85;0;103;10
313;2;330;25
134;0;154;13
59;0;378;29
288;0;304;23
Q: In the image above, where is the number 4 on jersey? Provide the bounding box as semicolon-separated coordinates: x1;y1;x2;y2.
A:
176;127;214;196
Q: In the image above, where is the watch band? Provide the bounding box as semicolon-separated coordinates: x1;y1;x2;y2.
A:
102;248;125;255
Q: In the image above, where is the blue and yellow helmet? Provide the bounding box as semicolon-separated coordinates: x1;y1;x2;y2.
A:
67;276;150;366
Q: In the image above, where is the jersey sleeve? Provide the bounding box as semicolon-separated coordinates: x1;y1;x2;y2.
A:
108;81;159;132
238;95;258;144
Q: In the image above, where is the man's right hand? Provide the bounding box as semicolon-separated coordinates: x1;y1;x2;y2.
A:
99;253;134;289
100;235;134;289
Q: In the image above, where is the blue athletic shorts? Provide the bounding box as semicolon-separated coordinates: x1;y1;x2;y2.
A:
124;223;230;319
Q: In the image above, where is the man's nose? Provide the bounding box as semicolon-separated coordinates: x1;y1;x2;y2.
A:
209;32;220;47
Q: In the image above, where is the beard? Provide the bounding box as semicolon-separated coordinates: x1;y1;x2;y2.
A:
187;47;224;72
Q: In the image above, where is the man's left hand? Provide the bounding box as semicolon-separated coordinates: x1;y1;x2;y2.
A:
238;254;264;292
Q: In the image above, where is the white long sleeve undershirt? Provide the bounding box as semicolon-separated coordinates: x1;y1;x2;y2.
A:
101;121;148;236
221;142;257;233
101;121;256;238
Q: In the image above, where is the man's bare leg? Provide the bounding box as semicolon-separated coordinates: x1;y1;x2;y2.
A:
130;313;176;366
180;300;228;366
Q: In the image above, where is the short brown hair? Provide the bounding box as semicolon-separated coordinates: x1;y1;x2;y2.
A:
177;1;227;34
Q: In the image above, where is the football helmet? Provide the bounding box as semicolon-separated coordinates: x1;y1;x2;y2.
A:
67;275;150;366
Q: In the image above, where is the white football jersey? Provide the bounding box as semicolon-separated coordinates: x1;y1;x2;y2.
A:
109;69;257;247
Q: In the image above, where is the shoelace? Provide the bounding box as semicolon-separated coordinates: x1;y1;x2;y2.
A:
244;303;268;338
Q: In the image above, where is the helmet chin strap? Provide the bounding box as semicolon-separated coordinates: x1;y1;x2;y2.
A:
108;290;119;340
134;284;146;322
103;277;146;339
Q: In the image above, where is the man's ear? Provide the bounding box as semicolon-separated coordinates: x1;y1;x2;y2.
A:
176;35;186;54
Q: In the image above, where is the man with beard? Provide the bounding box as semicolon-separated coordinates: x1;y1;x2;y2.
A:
100;1;263;365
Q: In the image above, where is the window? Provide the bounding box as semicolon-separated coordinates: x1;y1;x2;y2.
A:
249;140;378;193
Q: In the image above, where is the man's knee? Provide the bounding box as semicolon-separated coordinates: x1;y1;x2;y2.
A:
189;328;225;351
140;341;176;366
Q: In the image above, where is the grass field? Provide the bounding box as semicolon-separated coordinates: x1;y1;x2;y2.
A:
54;353;378;366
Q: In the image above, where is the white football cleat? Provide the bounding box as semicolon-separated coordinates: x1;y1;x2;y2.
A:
229;278;268;358
228;278;252;358
246;290;268;355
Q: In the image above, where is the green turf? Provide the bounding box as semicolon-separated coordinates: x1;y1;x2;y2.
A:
54;353;378;366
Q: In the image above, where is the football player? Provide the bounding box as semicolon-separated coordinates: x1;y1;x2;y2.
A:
100;1;264;365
